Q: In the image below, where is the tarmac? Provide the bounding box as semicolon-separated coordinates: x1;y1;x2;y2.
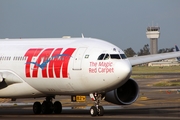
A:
0;74;180;120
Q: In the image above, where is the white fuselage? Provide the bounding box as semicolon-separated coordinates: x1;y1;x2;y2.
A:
0;38;131;98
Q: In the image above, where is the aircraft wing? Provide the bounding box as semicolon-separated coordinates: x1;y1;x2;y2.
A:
128;51;180;66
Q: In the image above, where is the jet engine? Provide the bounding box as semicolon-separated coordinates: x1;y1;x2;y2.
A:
104;78;139;105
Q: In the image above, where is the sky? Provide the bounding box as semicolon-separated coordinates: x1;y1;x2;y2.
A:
0;0;180;52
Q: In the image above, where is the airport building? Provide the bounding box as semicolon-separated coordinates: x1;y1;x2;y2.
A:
148;58;180;66
146;26;160;54
145;26;180;66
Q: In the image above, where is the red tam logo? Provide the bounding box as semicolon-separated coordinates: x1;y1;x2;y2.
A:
24;48;76;78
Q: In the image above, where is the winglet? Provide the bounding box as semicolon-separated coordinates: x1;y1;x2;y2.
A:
81;33;84;38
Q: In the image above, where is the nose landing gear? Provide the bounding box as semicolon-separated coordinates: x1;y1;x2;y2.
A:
89;93;104;116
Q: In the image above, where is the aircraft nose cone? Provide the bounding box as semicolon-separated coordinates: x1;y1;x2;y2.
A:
114;60;132;83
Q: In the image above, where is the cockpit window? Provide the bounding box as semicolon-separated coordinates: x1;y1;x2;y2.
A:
97;53;109;60
120;54;127;59
110;54;121;59
104;54;110;60
97;54;105;60
98;53;126;60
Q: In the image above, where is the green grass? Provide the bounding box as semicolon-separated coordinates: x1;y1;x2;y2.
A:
132;66;180;86
153;81;180;87
132;66;180;74
131;75;154;79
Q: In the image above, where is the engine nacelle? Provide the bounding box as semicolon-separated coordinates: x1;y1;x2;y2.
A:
104;78;139;105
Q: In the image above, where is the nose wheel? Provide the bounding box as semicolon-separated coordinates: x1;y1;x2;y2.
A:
89;93;104;116
90;105;104;116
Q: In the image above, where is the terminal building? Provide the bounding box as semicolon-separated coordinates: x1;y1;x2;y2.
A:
148;58;180;66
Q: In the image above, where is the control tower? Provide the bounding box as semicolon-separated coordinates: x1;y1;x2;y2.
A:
146;26;160;54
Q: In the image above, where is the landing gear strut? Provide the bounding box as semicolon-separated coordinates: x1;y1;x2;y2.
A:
33;96;62;114
89;93;104;116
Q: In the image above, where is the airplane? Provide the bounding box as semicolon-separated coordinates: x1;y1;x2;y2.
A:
0;37;180;116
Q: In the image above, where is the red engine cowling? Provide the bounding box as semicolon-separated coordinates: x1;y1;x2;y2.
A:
104;78;139;105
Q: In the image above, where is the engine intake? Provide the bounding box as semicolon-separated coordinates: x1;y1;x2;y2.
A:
104;78;139;105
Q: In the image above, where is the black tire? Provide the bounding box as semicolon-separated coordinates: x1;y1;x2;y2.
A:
53;101;62;114
41;101;48;114
33;102;41;114
98;106;104;116
90;106;97;116
41;101;53;114
48;101;54;114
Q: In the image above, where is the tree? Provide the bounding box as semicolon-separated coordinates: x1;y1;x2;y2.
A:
124;47;136;57
137;44;150;56
158;47;174;53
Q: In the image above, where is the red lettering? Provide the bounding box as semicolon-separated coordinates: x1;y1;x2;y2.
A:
61;48;76;78
32;48;54;78
48;48;76;78
89;68;97;73
24;48;43;77
48;48;63;78
24;48;76;78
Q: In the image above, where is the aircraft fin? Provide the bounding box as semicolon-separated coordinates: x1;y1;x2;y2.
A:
175;45;180;51
175;45;180;61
